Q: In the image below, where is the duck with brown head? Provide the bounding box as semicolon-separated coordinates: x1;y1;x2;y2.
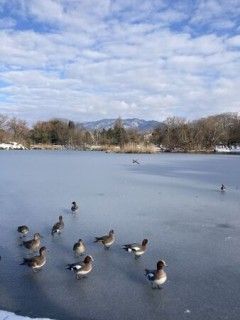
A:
122;239;148;259
145;260;167;289
66;255;94;279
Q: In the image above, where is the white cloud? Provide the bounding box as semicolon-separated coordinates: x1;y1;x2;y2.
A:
227;35;240;47
0;0;239;122
28;0;64;23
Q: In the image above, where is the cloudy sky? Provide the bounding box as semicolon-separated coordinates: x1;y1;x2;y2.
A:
0;0;240;123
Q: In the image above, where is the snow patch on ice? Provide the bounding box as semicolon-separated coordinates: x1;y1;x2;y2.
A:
0;311;53;320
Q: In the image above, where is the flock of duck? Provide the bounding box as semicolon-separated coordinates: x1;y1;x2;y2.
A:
6;184;226;290
16;201;167;289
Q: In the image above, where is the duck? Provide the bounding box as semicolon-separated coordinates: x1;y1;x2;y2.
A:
20;246;47;271
94;229;115;249
51;215;64;235
66;255;94;279
71;201;79;213
17;225;29;237
73;239;86;256
122;239;148;258
132;159;140;164
221;184;226;191
145;260;167;289
21;233;42;251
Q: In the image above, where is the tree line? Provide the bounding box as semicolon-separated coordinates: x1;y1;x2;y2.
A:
0;113;240;151
151;113;240;151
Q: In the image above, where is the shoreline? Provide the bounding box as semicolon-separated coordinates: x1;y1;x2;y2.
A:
1;142;240;155
0;148;240;155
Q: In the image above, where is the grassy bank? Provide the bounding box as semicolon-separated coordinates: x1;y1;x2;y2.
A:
89;143;159;153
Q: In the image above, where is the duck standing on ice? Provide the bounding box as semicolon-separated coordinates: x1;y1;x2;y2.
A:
66;255;94;279
20;246;47;271
51;215;64;235
73;239;86;256
21;233;42;251
17;225;29;238
220;184;226;191
122;239;148;259
94;230;115;249
71;201;79;213
145;260;167;289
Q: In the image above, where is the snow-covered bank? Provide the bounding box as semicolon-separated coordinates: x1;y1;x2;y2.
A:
214;145;240;153
0;142;26;150
0;311;53;320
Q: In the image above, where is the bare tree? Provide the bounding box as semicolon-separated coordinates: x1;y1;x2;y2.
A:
0;114;8;142
7;117;30;144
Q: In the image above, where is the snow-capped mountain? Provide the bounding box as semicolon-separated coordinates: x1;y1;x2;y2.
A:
81;118;161;132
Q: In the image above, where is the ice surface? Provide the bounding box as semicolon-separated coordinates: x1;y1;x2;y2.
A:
0;151;240;320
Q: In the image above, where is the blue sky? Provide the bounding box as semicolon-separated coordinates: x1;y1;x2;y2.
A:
0;0;240;123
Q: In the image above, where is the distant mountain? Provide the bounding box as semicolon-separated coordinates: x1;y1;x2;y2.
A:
81;118;161;132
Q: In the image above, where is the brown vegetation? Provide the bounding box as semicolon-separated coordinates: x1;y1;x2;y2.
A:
151;113;240;152
116;143;157;154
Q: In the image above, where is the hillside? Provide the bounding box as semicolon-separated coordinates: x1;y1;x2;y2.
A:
81;118;161;132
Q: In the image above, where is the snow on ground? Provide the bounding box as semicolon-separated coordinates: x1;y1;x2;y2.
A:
0;311;53;320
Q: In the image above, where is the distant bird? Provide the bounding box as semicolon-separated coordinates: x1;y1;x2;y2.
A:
145;260;167;289
51;215;64;235
17;225;29;237
73;239;86;256
71;201;79;213
21;233;42;251
94;230;115;249
221;184;226;191
122;239;148;258
133;159;140;164
20;246;47;271
66;255;94;279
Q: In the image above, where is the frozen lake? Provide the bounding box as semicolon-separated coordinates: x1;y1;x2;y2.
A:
0;151;240;320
